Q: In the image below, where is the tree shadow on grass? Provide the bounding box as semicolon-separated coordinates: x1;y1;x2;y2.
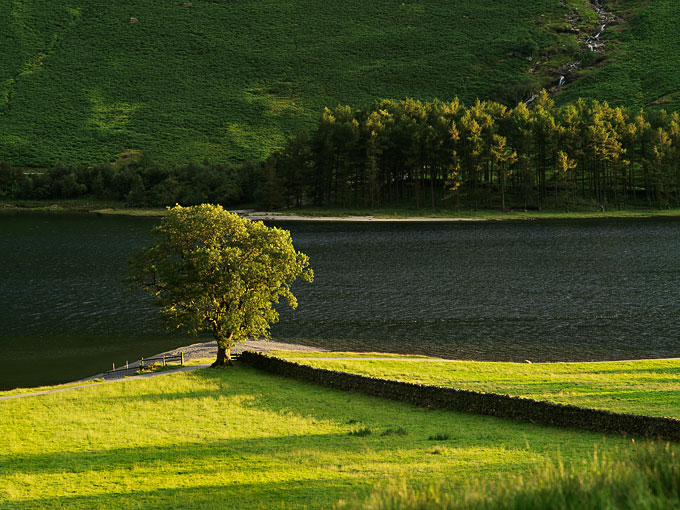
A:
2;361;642;510
0;431;363;476
1;366;623;478
147;364;652;439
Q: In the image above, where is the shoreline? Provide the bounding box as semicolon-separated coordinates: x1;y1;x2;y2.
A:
83;208;680;222
241;213;484;222
2;339;679;398
98;338;680;379
78;339;329;382
5;202;680;222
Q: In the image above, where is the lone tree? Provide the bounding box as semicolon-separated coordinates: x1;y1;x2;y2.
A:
127;204;313;366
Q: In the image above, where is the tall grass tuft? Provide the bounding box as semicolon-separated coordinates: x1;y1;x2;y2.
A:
348;426;372;437
336;442;680;510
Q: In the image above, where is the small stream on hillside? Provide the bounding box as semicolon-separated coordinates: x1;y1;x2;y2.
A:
525;0;617;105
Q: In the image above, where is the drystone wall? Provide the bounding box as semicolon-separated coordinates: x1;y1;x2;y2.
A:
239;351;680;442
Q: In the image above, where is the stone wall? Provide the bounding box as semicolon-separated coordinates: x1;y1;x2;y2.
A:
240;351;680;441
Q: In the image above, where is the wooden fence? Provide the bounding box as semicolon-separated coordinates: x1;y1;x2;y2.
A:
105;353;184;375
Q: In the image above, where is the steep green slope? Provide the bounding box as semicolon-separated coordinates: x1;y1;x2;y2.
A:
0;0;678;167
560;0;680;112
0;0;565;166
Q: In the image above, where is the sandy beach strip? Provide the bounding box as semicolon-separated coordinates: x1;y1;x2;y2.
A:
240;212;484;222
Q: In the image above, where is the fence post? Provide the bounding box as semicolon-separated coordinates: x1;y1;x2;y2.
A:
181;352;184;366
126;361;129;370
113;362;115;371
163;356;166;367
141;357;144;368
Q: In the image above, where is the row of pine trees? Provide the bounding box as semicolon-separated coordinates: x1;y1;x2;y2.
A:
265;91;680;211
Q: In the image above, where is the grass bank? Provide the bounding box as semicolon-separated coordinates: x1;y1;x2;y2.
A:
0;362;643;509
276;354;680;418
0;198;166;216
5;198;680;221
0;379;103;397
252;206;680;222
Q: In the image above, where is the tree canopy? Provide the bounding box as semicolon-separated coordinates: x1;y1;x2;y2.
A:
266;93;680;211
5;93;680;213
127;204;313;365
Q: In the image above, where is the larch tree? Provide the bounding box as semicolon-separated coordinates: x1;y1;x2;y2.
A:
491;134;517;211
127;204;313;366
553;151;577;210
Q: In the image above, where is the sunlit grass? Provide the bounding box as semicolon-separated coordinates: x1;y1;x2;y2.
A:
0;363;641;509
338;443;680;510
0;379;103;397
91;208;167;217
283;356;680;418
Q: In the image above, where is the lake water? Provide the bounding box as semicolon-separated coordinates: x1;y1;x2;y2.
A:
1;212;680;389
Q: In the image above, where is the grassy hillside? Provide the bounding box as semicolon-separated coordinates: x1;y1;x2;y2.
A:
0;0;677;167
561;0;680;111
0;363;643;509
0;0;592;167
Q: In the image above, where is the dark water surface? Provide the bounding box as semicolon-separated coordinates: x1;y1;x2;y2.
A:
1;213;680;389
0;213;176;389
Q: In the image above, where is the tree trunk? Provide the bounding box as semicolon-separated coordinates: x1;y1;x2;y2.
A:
212;345;233;367
430;168;436;209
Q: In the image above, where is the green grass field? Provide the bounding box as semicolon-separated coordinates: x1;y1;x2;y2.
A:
339;443;680;509
279;355;680;418
0;362;647;509
3;0;677;167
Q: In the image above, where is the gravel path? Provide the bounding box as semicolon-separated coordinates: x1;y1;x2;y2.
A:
161;339;328;363
77;339;328;383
